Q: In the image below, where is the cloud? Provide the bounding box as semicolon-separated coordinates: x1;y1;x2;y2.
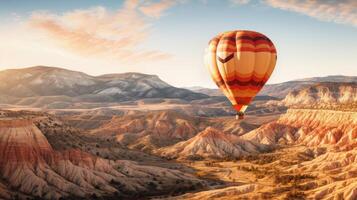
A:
28;0;174;64
263;0;357;27
139;0;178;18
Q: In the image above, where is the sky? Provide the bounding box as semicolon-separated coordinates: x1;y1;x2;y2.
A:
0;0;356;88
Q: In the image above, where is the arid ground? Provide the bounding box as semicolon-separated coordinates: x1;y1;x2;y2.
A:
0;67;356;200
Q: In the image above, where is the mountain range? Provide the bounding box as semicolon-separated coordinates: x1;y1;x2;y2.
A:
0;66;207;102
188;75;357;98
0;66;355;113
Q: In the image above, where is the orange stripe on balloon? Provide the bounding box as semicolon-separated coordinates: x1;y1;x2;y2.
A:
237;47;276;53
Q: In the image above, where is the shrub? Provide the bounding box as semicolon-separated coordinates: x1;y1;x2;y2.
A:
148;182;157;189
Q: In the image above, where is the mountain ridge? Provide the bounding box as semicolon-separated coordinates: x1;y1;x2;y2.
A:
187;75;357;97
0;66;208;102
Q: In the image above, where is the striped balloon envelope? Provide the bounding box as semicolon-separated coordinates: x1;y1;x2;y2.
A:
204;30;277;119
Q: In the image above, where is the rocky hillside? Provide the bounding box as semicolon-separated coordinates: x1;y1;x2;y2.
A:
90;111;201;151
242;109;357;149
89;110;269;152
288;149;357;200
164;109;357;200
282;82;357;109
156;127;268;160
167;147;357;200
0;116;204;200
0;66;207;102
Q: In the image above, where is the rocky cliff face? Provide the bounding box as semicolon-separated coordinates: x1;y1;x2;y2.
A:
260;75;357;98
0;119;54;168
282;83;357;109
242;109;357;149
0;117;204;199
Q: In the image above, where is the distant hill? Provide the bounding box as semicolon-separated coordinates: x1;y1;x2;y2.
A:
0;66;208;103
185;86;279;101
295;75;357;83
185;86;224;96
187;75;357;98
260;75;357;98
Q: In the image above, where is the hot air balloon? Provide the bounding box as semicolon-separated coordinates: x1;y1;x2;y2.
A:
204;30;277;119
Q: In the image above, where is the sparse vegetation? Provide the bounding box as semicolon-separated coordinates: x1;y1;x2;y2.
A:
243;154;279;164
274;174;316;185
186;154;204;161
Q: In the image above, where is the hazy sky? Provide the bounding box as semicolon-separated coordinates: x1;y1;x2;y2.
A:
0;0;356;87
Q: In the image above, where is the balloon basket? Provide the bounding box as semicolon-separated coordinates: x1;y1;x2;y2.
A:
236;112;244;120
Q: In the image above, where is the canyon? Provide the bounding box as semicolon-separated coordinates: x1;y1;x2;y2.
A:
0;66;356;199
